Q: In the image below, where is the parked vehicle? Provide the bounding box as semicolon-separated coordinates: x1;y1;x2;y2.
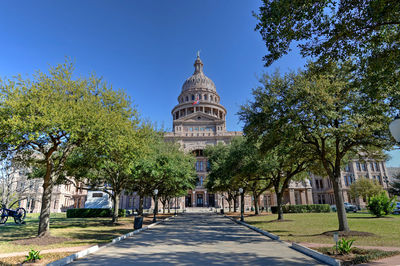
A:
330;203;357;213
392;202;400;215
344;202;357;213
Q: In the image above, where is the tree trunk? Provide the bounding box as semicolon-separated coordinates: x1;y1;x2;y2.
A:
228;200;232;212
233;195;238;212
38;172;54;237
332;175;350;231
167;199;171;213
112;192;120;223
276;191;284;220
254;193;259;215
138;195;144;216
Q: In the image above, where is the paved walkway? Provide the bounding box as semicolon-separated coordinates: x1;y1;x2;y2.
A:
71;213;324;265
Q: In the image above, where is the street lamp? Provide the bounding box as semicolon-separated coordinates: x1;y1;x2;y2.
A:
153;189;159;223
239;188;244;222
389;116;400;143
221;195;225;214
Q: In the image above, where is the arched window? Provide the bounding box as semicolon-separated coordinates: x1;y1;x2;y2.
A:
198;94;202;100
204;94;207;100
191;94;195;100
210;95;213;102
186;96;189;101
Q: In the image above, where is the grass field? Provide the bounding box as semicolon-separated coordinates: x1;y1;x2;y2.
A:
243;212;400;247
0;212;171;255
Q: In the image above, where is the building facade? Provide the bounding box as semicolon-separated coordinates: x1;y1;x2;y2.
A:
310;159;390;208
164;54;242;208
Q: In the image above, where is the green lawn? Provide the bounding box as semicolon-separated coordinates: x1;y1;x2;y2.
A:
0;212;165;254
244;212;400;247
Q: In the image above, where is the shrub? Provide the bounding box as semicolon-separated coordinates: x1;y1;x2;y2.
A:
367;192;395;217
24;249;42;262
336;238;354;254
282;204;331;213
67;208;127;218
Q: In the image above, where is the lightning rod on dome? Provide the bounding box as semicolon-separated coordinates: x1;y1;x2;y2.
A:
197;50;201;58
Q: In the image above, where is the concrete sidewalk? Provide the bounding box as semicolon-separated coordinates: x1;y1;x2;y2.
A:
70;213;325;265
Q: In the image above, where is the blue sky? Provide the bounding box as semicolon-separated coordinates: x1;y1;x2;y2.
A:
0;1;399;166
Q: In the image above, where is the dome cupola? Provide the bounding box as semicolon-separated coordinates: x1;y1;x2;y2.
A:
181;53;216;92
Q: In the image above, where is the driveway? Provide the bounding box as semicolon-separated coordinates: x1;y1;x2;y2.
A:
70;213;325;265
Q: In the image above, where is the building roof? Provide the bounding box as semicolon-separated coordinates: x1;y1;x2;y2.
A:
181;55;216;92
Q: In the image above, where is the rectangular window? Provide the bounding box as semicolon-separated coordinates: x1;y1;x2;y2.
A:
198;94;202;100
362;163;367;171
200;162;203;171
356;162;361;171
320;180;324;189
370;162;374;171
204;95;207;100
345;164;350;172
376;162;380;171
344;176;348;186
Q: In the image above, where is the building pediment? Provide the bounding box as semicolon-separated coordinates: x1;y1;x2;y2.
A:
178;112;221;122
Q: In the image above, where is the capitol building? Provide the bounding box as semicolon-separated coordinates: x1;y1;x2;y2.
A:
164;54;242;208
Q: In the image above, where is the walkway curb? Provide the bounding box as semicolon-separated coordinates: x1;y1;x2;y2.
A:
47;215;177;266
223;215;280;240
223;215;341;265
291;243;341;266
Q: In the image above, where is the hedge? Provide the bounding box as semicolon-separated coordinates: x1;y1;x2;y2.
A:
67;208;127;218
270;204;331;214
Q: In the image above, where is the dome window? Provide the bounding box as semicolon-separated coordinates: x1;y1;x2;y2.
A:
186;96;189;101
204;94;207;100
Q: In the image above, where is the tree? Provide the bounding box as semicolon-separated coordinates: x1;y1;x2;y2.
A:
0;61;136;236
206;137;273;214
254;0;400;106
129;138;196;215
205;143;239;212
349;178;384;201
239;64;394;231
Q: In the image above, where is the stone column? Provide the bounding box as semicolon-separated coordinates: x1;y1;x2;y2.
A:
306;189;313;204
300;190;307;205
289;189;295;205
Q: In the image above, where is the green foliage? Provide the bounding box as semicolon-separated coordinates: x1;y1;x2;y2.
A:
254;1;400;108
336;238;355;255
129;137;197;205
0;60;140;234
367;192;395;217
66;208;126;218
239;63;394;230
24;249;42;262
270;204;330;214
349;178;384;200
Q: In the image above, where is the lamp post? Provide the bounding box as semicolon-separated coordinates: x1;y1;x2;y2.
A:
221;195;225;214
153;189;159;223
239;188;244;222
175;197;178;215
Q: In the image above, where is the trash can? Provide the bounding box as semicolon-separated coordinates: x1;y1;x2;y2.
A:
134;216;143;229
220;209;224;214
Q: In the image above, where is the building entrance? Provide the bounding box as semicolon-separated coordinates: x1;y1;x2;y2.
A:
185;195;192;207
196;194;203;207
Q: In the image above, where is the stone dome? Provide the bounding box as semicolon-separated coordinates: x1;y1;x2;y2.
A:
181;55;216;92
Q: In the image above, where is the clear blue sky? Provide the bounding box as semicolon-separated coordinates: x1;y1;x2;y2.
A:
0;0;399;167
